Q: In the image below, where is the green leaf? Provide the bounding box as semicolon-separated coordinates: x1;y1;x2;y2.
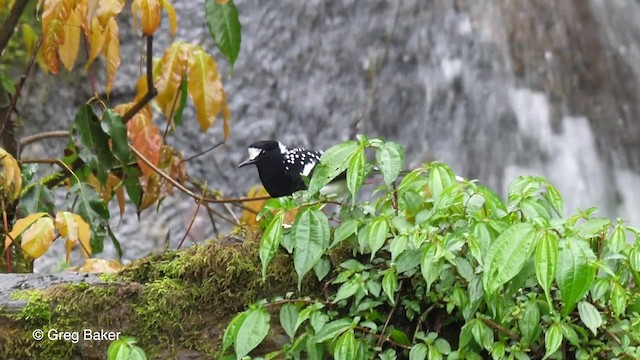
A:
421;245;443;291
124;166;143;209
332;219;358;249
535;230;558;306
235;307;270;360
173;77;188;126
409;343;428;360
577;301;602;335
610;282;627;317
346;148;366;202
0;73;16;94
434;338;451;355
279;304;298;340
221;311;248;357
306;335;324;360
543;184;564;216
428;162;456;199
576;218;610;239
67;182;109;254
101;110;133;164
259;212;284;279
333;329;357;360
313;257;331;281
608;224;626;254
519;300;540;345
483;223;538;294
313;318;352;343
382;269;398;304
375;142;404;186
333;280;359;303
72;104;114;183
205;0;241;67
396;249;422;274
17;184;55;216
389;235;408;263
107;336;146;360
293;208;330;289
543;324;562;360
368;216;388;259
308;141;358;194
556;240;596;315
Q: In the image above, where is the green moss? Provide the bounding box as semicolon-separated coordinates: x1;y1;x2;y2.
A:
0;230;326;359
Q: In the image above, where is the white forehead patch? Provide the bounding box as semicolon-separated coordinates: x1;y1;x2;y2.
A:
301;161;317;176
278;142;288;154
247;147;262;160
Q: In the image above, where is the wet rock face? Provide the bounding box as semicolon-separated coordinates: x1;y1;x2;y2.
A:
18;0;640;271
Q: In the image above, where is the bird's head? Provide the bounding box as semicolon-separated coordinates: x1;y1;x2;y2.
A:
238;140;287;168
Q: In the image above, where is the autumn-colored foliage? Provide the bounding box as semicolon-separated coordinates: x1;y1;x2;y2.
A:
0;0;243;273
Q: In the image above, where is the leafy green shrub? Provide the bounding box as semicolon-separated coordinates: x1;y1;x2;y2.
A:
221;137;640;360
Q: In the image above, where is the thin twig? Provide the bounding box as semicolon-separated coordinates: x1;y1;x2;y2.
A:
483;318;519;342
130;144;271;204
378;280;403;347
203;203;219;235
412;303;437;342
181;141;224;163
355;326;412;350
19;130;70;152
178;182;207;249
0;37;43;140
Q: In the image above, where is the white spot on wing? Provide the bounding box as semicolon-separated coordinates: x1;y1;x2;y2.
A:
301;161;316;176
247;147;261;160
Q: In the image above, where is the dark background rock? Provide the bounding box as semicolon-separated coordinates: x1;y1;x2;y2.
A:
16;0;640;271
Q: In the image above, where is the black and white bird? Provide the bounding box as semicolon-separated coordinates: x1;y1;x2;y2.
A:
238;140;341;198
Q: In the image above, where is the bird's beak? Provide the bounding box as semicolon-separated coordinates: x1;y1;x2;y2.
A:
238;158;255;168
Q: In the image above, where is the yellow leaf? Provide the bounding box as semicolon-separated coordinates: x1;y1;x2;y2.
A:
5;213;49;251
0;147;22;201
22;24;38;58
103;17;120;95
75;258;123;273
132;0;161;36
239;185;269;229
187;48;229;132
95;0;124;28
161;0;177;37
56;211;92;262
42;0;75;35
59;8;81;71
42;19;64;73
127;109;162;177
155;42;189;120
85;18;106;69
133;74;148;102
20;217;55;260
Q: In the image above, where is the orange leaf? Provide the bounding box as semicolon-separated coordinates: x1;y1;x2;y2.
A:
132;0;161;36
20;217;55;260
42;19;64;73
216;0;229;4
59;8;81;71
42;0;75;35
0;148;22;202
187;48;229;132
161;0;177;37
75;258;123;273
127;110;162;177
155;42;190;120
139;173;160;211
5;213;49;251
103;17;121;95
85;18;106;69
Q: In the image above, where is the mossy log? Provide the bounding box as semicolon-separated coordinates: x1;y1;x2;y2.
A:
0;230;325;359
